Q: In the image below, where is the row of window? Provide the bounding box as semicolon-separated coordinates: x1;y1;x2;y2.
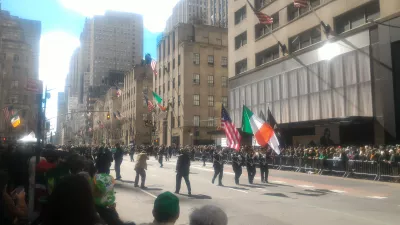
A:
193;95;228;107
8;94;28;104
234;1;380;75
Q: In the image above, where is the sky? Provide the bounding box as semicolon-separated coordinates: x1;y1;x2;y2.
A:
2;0;178;132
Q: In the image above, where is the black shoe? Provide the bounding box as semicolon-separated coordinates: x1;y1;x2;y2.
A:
140;186;147;189
212;179;215;184
134;184;139;187
218;183;223;186
174;191;179;194
188;192;192;196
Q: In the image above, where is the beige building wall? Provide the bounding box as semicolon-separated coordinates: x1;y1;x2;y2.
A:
0;10;39;141
228;0;394;77
155;24;228;146
121;65;154;145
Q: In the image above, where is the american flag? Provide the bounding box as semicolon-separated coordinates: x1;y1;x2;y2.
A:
2;106;14;123
144;95;155;112
151;60;157;75
221;105;241;151
255;11;274;25
294;0;308;8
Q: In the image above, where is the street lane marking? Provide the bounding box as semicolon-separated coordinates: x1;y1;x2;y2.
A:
366;196;387;199
330;190;346;193
297;185;315;188
228;188;248;193
140;189;157;198
271;180;287;184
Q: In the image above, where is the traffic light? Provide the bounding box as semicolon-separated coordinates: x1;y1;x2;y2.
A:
107;112;110;120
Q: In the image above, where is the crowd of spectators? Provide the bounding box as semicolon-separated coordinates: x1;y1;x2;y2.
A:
0;143;229;225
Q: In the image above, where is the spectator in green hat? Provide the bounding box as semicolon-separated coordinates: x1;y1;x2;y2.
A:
141;191;180;225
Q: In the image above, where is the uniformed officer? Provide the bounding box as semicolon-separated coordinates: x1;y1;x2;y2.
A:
232;152;242;185
212;151;224;186
158;147;164;167
175;149;192;196
259;151;269;183
246;151;257;184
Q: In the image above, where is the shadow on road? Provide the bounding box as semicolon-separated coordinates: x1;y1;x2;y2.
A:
291;189;332;197
144;187;163;191
179;193;212;199
120;179;135;184
263;193;290;198
239;183;276;189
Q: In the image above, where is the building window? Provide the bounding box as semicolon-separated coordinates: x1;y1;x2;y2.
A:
255;13;279;39
235;59;247;75
193;94;200;106
208;117;214;127
173;58;175;69
208;55;214;65
193;115;200;126
163;83;165;93
207;75;214;86
208;95;214;107
167;62;170;72
143;98;147;107
193;53;200;65
11;80;18;89
335;1;380;34
172;78;175;89
142;114;147;121
143;86;148;94
171;116;175;128
255;0;276;10
178;95;181;106
13;54;19;62
255;45;279;67
193;74;200;85
168;81;170;91
221;57;228;67
288;0;320;21
178;116;181;127
235;31;247;50
221;76;228;87
178;54;181;65
289;26;321;52
178;75;181;86
222;96;228;107
9;95;18;103
234;6;246;25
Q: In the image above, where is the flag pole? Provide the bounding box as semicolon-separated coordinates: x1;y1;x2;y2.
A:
307;1;331;37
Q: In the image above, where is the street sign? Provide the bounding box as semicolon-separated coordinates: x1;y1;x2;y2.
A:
25;78;43;93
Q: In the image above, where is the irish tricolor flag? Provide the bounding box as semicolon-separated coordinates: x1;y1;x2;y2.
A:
242;106;280;154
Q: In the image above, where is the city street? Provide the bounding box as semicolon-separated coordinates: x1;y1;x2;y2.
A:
113;156;400;225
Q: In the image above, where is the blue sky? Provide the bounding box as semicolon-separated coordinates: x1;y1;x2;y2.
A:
2;0;178;131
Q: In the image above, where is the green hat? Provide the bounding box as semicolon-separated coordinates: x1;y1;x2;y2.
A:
153;191;179;222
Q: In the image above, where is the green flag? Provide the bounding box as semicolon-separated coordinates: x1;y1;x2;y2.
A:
152;91;162;104
241;105;253;134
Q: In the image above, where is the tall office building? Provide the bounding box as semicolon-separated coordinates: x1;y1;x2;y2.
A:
229;0;400;145
56;92;66;145
17;18;41;78
165;0;208;32
0;10;41;142
155;24;228;146
87;11;144;86
208;0;228;28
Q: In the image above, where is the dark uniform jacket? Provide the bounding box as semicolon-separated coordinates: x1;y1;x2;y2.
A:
176;153;190;176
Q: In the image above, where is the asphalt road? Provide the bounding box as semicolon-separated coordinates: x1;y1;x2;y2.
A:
112;156;400;225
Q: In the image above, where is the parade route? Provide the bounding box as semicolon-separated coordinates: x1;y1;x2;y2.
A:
114;156;400;225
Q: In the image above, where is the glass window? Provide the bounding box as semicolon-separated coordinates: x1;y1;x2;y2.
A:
178;116;181;127
142;114;147;121
208;117;214;127
193;115;200;126
193;74;200;84
208;75;214;86
208;55;214;64
193;53;200;64
178;95;181;106
11;80;18;89
193;94;200;106
289;26;321;53
235;31;247;50
234;6;246;25
9;95;18;103
235;59;247;75
221;76;228;87
222;96;228;107
255;45;279;67
221;57;228;67
208;95;214;107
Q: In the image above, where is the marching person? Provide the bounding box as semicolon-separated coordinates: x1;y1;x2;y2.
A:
259;150;269;183
134;150;148;188
232;152;242;185
246;151;256;184
201;150;207;167
158;147;164;168
114;143;124;180
212;150;224;186
175;148;192;196
129;144;135;162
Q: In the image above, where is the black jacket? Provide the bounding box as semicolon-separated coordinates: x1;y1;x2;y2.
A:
114;147;124;161
176;153;190;176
